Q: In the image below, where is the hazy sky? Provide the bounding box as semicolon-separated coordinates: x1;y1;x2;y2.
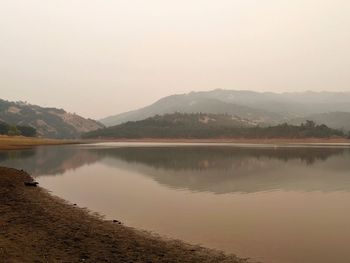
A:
1;0;350;119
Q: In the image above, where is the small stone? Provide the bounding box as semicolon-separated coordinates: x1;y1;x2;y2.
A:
24;182;39;187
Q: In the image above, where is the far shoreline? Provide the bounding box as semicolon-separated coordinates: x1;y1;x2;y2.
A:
2;136;350;151
84;137;350;146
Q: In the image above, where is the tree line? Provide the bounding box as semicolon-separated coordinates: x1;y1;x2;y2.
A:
0;122;36;137
83;113;347;139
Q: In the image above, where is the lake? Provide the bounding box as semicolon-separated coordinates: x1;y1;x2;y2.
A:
1;143;350;263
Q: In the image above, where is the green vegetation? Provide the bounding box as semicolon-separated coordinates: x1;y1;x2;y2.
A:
84;113;345;139
0;121;36;137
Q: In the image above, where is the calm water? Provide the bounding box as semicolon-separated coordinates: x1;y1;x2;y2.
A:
2;143;350;263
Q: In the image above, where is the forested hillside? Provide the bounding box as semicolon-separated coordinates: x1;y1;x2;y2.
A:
85;113;345;139
0;121;36;137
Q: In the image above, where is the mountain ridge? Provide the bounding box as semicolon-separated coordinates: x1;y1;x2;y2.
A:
100;90;350;130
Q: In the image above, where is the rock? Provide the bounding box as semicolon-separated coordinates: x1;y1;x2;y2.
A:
24;182;39;187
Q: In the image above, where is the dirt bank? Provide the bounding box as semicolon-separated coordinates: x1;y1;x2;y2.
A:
0;167;248;263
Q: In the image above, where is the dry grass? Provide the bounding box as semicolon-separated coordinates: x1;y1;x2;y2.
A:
0;136;79;150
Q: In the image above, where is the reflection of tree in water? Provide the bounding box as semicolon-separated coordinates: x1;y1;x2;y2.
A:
0;146;101;176
92;147;348;171
1;145;350;193
1;146;347;176
97;147;350;193
0;149;36;163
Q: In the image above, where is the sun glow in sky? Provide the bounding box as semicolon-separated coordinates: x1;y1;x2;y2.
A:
1;0;349;118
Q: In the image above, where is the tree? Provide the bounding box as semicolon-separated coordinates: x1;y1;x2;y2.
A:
7;126;21;136
0;122;9;135
304;120;316;128
17;126;36;137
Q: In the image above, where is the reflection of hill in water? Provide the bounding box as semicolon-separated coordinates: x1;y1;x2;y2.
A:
95;147;347;169
0;146;101;176
1;145;350;193
97;147;350;193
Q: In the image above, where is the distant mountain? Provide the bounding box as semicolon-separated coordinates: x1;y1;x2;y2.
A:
100;90;350;127
289;112;350;132
189;90;350;116
100;92;283;126
85;113;344;139
0;99;104;139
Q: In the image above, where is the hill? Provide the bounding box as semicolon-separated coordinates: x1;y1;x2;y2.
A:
85;113;345;139
100;92;283;126
0;99;104;139
289;112;350;131
100;90;350;127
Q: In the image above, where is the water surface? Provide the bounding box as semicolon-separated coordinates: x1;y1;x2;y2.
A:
1;143;350;263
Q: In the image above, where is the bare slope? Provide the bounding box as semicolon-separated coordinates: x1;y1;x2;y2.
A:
0;99;104;138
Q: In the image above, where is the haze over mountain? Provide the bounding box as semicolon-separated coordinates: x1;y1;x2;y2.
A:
0;99;104;139
100;90;350;131
2;1;350;119
88;112;344;139
289;112;350;132
86;113;258;139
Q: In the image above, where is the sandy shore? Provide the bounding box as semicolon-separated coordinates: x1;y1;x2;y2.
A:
0;167;248;263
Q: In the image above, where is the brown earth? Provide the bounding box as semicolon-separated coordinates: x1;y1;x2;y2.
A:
0;136;79;150
0;167;248;263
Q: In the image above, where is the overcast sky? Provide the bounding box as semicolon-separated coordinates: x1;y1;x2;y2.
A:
1;0;349;119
